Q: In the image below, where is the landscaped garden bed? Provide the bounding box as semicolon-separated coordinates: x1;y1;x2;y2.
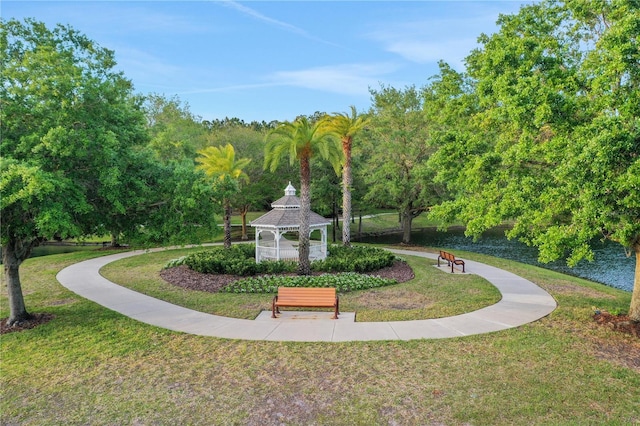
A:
161;244;412;294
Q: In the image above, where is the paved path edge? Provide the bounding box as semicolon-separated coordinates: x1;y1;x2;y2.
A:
56;246;557;342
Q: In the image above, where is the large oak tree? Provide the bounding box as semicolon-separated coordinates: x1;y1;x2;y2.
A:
428;0;640;320
1;19;218;325
364;85;439;244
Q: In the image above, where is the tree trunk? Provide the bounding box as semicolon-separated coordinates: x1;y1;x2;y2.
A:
298;156;312;275
332;201;337;243
342;137;352;247
629;241;640;322
240;204;249;240
401;210;413;244
3;237;35;325
223;199;232;249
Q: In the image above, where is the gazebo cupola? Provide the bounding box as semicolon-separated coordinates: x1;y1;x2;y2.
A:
250;182;330;263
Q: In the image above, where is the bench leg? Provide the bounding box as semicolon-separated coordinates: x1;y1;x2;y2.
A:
272;296;278;318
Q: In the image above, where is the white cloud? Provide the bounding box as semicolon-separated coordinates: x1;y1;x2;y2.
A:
268;63;399;96
385;38;478;66
366;12;508;69
174;62;398;97
218;0;343;48
219;0;308;36
113;46;187;91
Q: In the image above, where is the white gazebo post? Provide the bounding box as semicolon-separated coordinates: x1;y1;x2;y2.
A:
250;182;330;263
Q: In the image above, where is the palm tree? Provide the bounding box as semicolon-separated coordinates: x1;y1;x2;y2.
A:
196;144;251;249
264;116;341;275
322;106;370;247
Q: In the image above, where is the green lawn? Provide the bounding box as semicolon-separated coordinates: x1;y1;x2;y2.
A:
1;247;638;425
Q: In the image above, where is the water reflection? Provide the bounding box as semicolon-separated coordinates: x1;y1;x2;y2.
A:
360;227;634;292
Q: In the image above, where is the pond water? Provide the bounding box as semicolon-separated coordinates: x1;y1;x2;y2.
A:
30;245;97;257
360;227;635;293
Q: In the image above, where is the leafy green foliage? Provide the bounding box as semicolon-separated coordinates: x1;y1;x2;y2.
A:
167;244;399;292
264;116;342;275
172;245;296;275
195;143;252;248
1;19;222;322
311;245;396;273
171;244;397;277
423;0;640;320
224;272;396;294
1;18;154;322
363;85;440;243
144;94;209;162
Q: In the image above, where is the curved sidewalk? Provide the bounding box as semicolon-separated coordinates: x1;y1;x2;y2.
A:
56;247;556;342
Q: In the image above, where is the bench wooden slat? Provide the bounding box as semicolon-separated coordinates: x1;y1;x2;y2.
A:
272;287;339;319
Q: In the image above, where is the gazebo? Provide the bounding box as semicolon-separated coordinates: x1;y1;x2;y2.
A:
250;182;330;263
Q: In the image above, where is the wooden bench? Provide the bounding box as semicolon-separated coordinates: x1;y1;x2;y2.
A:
437;250;465;273
272;287;339;319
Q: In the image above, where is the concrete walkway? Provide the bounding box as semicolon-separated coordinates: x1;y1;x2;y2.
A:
56;248;556;342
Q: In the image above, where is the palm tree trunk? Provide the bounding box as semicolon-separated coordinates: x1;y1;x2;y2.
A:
342;137;353;247
298;155;312;275
223;198;232;249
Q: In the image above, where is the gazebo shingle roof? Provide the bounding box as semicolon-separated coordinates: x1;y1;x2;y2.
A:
250;182;330;229
250;208;330;228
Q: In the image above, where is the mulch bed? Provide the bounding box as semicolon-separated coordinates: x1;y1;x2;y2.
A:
593;312;640;338
1;313;56;335
159;260;415;293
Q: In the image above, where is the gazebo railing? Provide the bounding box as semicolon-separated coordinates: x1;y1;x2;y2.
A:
309;241;326;260
256;240;326;262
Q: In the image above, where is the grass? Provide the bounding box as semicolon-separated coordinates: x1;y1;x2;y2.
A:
1;246;639;425
346;210;446;234
99;248;501;321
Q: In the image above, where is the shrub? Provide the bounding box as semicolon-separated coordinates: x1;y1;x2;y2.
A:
312;245;396;273
165;245;297;275
224;272;397;294
164;244;401;292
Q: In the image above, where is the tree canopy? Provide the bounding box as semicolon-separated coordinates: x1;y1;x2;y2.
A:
196;144;251;248
427;0;640;320
364;85;439;244
0;19;218;324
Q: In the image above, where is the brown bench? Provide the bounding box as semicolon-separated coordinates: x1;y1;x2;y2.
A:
272;287;339;319
437;250;465;273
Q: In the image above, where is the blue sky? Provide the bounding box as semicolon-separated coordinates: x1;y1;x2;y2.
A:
5;1;533;123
